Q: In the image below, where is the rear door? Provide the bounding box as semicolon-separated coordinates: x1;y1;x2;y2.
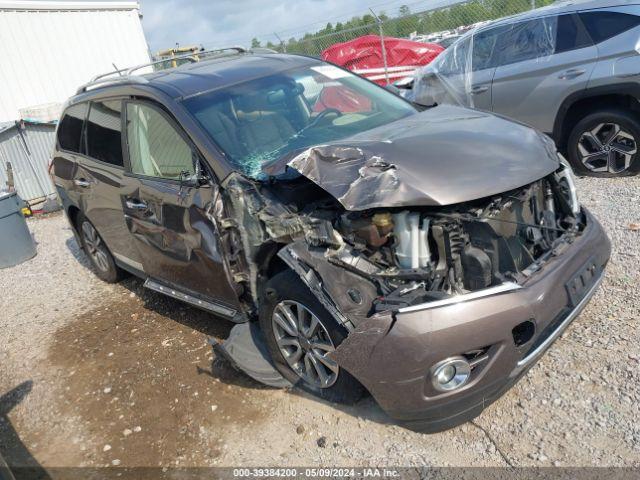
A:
52;103;88;209
491;14;597;133
77;99;143;268
121;99;242;313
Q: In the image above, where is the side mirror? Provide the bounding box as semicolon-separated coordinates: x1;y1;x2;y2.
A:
179;156;209;188
193;154;210;186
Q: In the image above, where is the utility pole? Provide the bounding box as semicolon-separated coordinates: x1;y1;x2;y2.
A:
274;32;286;53
369;8;390;86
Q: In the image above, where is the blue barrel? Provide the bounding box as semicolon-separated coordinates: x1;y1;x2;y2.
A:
0;192;37;268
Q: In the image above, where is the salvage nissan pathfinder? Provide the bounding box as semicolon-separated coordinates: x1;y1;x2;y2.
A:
51;48;611;432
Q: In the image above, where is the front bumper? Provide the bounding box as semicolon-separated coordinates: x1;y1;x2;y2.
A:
335;208;611;432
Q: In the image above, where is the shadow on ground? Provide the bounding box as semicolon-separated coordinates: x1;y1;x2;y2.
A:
64;234;395;431
0;381;50;480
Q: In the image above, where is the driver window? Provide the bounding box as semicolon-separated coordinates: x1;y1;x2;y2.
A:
126;103;195;179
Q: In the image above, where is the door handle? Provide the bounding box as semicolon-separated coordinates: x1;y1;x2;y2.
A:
74;178;92;188
470;85;489;94
125;199;148;211
558;68;586;80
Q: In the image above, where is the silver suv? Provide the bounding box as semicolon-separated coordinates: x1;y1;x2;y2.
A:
408;0;640;177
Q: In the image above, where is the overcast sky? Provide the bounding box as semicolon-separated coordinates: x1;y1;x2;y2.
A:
138;0;426;52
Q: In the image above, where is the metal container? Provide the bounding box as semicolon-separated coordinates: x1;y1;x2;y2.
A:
0;192;36;268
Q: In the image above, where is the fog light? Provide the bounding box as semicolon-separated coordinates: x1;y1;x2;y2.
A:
431;357;471;392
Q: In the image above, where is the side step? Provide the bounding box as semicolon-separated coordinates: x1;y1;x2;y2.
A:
143;278;238;318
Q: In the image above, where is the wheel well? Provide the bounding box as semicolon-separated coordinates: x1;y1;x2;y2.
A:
67;205;81;231
558;94;640;150
265;252;289;279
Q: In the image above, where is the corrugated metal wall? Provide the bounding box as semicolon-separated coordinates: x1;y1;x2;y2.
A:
0;123;56;203
0;3;150;122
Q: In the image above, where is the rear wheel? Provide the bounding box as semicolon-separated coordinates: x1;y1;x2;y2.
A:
77;213;124;283
259;269;364;404
567;109;640;177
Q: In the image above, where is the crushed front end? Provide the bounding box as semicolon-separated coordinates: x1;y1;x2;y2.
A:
215;153;610;431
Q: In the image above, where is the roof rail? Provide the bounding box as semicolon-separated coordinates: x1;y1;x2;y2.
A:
76;46;248;95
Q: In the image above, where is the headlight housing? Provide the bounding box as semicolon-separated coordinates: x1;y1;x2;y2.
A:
555;154;580;216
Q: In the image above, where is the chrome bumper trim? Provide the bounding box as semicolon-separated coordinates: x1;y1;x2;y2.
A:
397;282;522;313
516;272;604;369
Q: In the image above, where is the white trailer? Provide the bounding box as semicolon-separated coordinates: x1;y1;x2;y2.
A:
0;1;150;123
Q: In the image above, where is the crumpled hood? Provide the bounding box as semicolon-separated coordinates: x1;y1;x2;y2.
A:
285;105;559;211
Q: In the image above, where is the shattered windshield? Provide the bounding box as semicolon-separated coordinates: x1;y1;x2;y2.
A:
183;63;417;179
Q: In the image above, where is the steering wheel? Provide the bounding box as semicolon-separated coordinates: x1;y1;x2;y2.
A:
308;108;343;128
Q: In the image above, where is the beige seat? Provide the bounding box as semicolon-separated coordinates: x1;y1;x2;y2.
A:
193;105;245;160
236;110;296;154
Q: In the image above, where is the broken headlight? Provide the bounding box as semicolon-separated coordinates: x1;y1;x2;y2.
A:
555;154;580;216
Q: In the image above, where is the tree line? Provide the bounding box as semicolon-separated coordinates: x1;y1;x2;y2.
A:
251;0;555;56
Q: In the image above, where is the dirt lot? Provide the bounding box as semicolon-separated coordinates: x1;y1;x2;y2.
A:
1;176;639;471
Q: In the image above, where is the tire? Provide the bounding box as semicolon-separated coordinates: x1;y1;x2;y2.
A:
259;269;364;404
566;109;640;177
77;213;124;283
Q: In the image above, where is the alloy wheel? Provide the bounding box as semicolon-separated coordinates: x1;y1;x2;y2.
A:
578;123;637;174
271;300;339;389
81;221;110;272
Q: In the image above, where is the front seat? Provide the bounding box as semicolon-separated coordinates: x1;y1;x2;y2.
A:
237;110;297;154
193;105;245;160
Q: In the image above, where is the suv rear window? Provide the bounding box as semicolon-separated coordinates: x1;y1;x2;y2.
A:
57;103;87;153
85;100;124;167
579;11;640;43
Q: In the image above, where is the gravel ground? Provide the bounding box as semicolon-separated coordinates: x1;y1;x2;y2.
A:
1;175;639;470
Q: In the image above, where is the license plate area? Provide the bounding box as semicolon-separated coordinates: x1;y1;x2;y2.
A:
565;257;600;307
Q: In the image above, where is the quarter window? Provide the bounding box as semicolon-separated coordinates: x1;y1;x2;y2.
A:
126;103;195;180
579;11;640;44
85;100;124;167
57;103;87;153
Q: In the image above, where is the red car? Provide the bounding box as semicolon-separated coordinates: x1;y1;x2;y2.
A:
321;34;443;86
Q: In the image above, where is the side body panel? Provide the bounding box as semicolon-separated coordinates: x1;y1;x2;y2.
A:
76;156;142;266
587;24;640;89
122;175;243;311
492;45;598;133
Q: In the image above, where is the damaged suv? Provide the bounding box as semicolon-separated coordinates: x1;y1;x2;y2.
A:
51;49;610;432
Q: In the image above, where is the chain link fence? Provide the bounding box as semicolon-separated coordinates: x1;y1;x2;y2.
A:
229;0;554;84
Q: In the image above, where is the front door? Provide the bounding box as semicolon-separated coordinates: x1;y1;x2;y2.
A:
121;99;242;314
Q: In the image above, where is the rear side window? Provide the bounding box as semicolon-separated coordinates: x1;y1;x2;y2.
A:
126;102;195;180
579;11;640;43
555;14;593;53
85;100;124;167
57;103;87;153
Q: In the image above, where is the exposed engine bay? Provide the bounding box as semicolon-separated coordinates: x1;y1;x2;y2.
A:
214;160;583;329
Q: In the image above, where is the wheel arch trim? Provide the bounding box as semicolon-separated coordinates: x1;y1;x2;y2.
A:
552;83;640;144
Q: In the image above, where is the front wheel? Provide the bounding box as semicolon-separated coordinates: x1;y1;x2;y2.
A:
566;109;640;177
259;269;364;404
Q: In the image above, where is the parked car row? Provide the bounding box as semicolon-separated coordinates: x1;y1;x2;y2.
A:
51;40;610;433
401;0;640;177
